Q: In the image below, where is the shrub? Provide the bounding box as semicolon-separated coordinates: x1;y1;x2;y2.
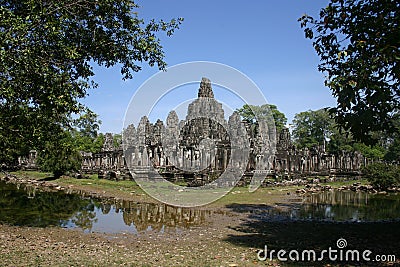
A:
37;134;82;178
362;163;400;190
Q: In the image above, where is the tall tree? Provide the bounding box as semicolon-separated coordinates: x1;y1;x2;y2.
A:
70;110;104;153
299;0;400;144
292;108;335;149
0;1;183;163
384;114;400;162
38;110;103;177
73;110;101;139
37;131;82;178
292;108;388;157
236;104;287;133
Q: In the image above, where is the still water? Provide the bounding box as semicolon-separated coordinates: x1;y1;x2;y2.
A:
0;181;212;234
247;190;400;222
2;181;400;234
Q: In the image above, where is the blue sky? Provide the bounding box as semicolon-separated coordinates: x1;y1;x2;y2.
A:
82;0;336;133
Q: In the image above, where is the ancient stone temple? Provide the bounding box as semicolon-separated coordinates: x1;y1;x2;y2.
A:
79;77;370;185
121;77;241;185
272;128;368;176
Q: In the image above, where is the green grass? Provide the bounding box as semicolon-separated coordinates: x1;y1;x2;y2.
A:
55;176;141;191
319;177;369;187
7;170;372;208
10;170;53;180
86;173;99;180
210;185;301;207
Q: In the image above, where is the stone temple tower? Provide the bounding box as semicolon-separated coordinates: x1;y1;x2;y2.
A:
197;77;214;98
186;77;225;124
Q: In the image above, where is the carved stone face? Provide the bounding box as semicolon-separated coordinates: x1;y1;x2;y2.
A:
198;77;214;98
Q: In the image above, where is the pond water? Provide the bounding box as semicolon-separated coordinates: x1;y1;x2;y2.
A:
2;181;400;235
245;190;400;222
0;181;212;234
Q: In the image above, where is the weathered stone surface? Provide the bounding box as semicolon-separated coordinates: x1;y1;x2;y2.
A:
198;77;214;98
187;83;224;124
102;133;114;152
18;78;372;185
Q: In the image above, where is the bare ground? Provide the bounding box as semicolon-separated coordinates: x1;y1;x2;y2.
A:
1;173;399;267
0;214;273;267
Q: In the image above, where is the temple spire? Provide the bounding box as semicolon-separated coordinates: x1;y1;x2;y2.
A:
198;77;214;98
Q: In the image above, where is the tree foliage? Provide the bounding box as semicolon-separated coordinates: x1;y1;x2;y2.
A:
292;108;336;149
37;110;103;177
291;108;390;158
353;142;386;160
73;110;101;139
385;139;400;162
70;111;104;153
299;0;400;144
236;104;287;133
112;133;122;149
0;0;182;163
363;162;400;190
37;131;82;178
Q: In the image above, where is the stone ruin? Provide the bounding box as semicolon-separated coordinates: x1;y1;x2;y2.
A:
80;77;372;185
16;150;37;170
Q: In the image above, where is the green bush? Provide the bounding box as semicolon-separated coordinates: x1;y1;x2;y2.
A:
37;133;82;178
362;163;400;190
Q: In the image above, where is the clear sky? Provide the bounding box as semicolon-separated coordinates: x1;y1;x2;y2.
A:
82;0;336;133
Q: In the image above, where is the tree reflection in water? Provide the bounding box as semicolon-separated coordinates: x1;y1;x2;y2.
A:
0;181;97;228
238;190;400;222
2;180;400;234
0;181;212;233
300;190;400;221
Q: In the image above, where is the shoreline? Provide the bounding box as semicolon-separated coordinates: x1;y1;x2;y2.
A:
1;170;394;205
1;171;400;266
1;171;303;209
